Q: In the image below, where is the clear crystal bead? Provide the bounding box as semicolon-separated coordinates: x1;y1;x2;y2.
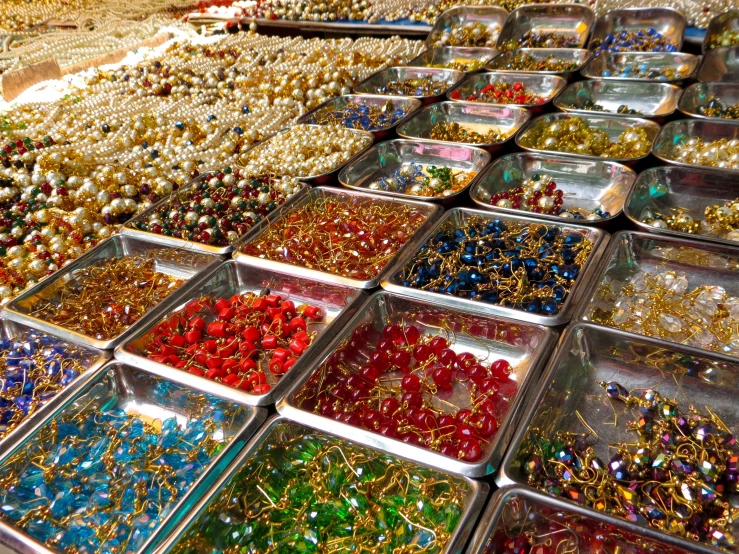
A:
658;313;684;334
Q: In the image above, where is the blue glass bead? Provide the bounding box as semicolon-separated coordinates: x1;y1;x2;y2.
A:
601;69;612;77
525;299;543;313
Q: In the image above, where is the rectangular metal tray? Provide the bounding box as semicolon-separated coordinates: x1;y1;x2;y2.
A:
278;290;556;477
587;7;686;50
353;66;465;105
381;207;608;326
497;322;739;554
425;6;508;50
153;415;489;554
407;46;499;73
116;261;367;407
338;137;491;205
121;172;306;255
699;45;739;83
574;230;739;359
554;78;681;119
624;165;739;246
396;101;529;153
582;51;700;83
467;486;698;554
486;48;592;78
470;151;636;226
446;71;566;111
679;82;739;119
295;93;422;141
652;118;739;174
515;111;661;164
0;361;266;554
1;235;221;351
702;10;739;53
233;186;442;289
496;3;594;50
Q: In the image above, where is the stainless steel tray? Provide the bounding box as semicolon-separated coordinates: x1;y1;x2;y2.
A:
446;71;567;111
278;291;556;477
624;165;739;247
154;415;489;554
574;230;739;359
679;82;739;119
353;66;464;105
652;118;739;174
486;47;591;78
698;44;739;83
0;318;108;457
554;79;681;119
121;172;305;255
515;112;660;164
496;3;594;50
468;485;697;554
238;123;374;185
425;6;508;50
116;261;367;407
702;10;739;53
338;137;491;205
0;360;266;554
587;7;686;51
582;51;700;83
381;207;608;326
407;46;499;73
0;235;221;351
470;152;635;225
233;186;442;289
496;322;739;554
295;93;422;141
396;101;529;153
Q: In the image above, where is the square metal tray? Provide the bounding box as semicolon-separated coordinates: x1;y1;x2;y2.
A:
470;152;636;226
353;66;465;105
381;207;608;326
652;118;739;174
624;165;739;247
699;45;739;83
407;46;499;73
233;186;443;289
116;261;367;407
0;361;266;554
425;6;508;50
582;51;700;83
496;3;594;50
447;71;566;112
277;291;556;477
575;230;739;359
1;235;221;351
679;82;739;119
587;7;686;51
153;415;489;554
486;47;592;78
497;322;739;554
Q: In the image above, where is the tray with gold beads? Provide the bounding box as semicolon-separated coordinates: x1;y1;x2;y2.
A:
582;51;700;83
679;82;739;120
652;118;739;174
702;10;739;53
407;46;499;74
353;66;465;105
424;6;508;50
495;4;594;52
485;47;592;79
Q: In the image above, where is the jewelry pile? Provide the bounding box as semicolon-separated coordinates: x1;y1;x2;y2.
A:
488;52;579;73
368;163;476;196
670;137;739;170
591;28;678;56
565;99;641;115
600;60;692;80
499;31;581;51
449;81;547;105
641;199;739;242
308;100;410;131
429;121;506;144
697;98;739;119
429;22;500;48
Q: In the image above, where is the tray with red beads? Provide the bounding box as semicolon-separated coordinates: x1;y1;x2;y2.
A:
277;290;556;477
115;261;367;406
446;72;566;113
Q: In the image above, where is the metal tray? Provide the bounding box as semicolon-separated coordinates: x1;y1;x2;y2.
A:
486;47;592;78
702;10;739;53
154;415;489;554
407;46;499;73
574;230;739;359
554;79;681;119
396;101;529;153
587;7;686;51
425;6;508;50
381;207;608;326
699;45;739;83
0;235;221;351
353;66;464;105
0;361;266;554
582;51;700;83
624;165;739;247
121;172;306;255
233;186;442;289
338;137;491;205
294;93;422;141
278;291;555;477
496;4;594;51
446;71;567;111
467;486;698;554
470;152;635;225
652;118;739;174
679;82;739;119
116;261;367;407
0;318;108;457
238;123;374;185
515;112;660;164
496;322;739;554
